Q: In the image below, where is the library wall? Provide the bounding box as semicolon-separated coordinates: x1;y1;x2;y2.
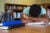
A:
0;0;41;13
0;0;50;13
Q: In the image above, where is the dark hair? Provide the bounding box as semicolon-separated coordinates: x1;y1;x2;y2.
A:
29;4;41;17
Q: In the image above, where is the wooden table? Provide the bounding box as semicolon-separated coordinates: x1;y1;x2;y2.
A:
0;25;50;33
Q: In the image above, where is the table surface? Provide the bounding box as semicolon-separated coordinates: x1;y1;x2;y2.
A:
0;25;50;33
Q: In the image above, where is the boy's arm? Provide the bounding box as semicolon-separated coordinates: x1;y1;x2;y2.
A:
30;14;48;22
21;14;48;23
21;14;32;23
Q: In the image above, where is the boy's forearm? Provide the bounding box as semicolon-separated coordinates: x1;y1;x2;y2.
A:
21;18;31;23
30;17;48;22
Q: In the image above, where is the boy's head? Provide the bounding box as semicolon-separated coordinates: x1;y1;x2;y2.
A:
29;4;41;17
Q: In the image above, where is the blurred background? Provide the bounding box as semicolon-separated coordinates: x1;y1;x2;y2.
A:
0;0;50;22
0;0;50;13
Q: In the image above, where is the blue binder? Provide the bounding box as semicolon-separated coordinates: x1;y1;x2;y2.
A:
3;20;23;26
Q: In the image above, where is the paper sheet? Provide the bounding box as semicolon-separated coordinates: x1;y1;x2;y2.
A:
25;22;50;26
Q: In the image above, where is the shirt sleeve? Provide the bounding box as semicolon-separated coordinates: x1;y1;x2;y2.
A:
23;7;30;15
40;6;47;16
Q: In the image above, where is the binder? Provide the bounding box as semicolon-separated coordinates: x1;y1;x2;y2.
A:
3;20;22;26
0;20;25;29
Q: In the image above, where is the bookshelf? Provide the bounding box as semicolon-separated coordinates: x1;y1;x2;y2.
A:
5;3;29;20
41;4;50;18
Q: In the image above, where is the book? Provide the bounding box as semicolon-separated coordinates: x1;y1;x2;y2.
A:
0;23;25;30
0;20;25;30
0;26;8;30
